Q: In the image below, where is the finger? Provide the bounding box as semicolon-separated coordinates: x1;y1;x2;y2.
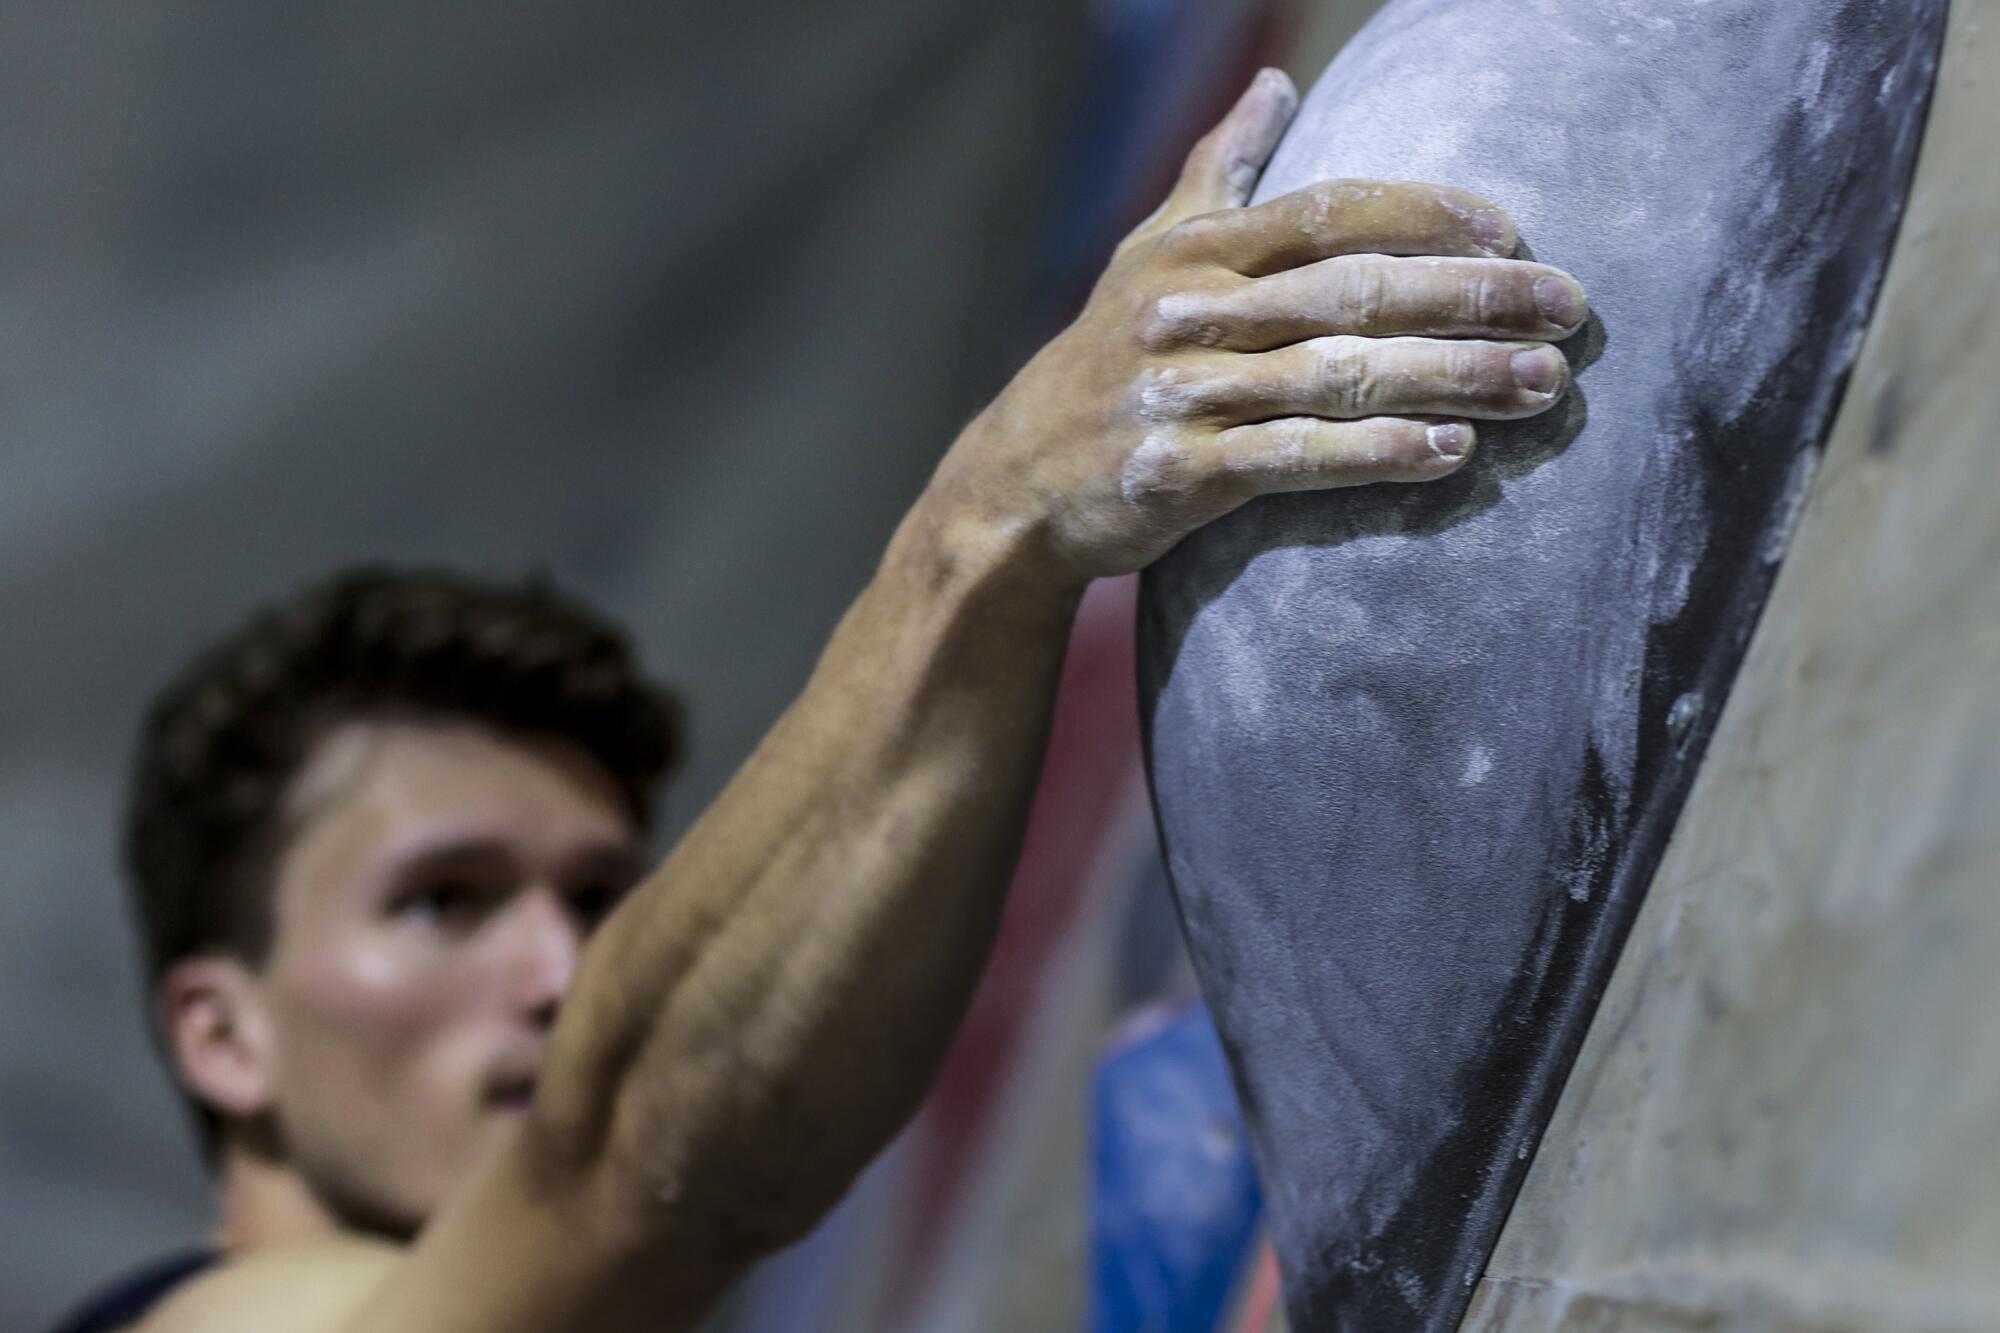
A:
1181;336;1569;424
1151;255;1588;352
1174;179;1519;277
1211;415;1478;493
1166;69;1299;221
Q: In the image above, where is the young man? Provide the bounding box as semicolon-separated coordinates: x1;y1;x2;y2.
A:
68;71;1588;1331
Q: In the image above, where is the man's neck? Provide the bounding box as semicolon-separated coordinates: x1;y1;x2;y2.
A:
212;1141;353;1253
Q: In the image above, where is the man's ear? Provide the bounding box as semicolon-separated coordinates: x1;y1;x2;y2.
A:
158;955;277;1119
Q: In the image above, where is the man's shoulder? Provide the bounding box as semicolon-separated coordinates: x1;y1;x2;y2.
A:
130;1238;402;1333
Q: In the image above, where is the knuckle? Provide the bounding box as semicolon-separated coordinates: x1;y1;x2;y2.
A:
1315;336;1377;416
1158;212;1222;261
1152;208;1240;268
1133;365;1228;424
1465;270;1508;326
1142;289;1230;352
1310;178;1369;209
1325;257;1390;330
1122;431;1218;508
1297;178;1369;232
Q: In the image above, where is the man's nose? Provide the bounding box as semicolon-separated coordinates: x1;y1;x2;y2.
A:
502;887;583;1026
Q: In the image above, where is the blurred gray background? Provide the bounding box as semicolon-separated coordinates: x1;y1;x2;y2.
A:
0;3;1094;1324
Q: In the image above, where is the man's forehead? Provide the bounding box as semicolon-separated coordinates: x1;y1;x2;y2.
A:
278;717;637;866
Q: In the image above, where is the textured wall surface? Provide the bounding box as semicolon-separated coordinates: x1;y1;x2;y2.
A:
1463;2;2000;1327
1138;1;1949;1328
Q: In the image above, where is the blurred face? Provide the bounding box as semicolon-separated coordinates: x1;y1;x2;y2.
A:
249;717;644;1235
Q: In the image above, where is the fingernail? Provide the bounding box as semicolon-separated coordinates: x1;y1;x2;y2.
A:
1512;346;1565;395
1535;275;1586;328
1471;209;1513;255
1427;423;1470;459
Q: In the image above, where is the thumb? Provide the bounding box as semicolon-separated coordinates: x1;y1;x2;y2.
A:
1170;68;1299;217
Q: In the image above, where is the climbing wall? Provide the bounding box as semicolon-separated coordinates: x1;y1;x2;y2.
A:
1462;2;2000;1326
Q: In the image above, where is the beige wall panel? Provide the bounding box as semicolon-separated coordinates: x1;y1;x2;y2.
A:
1460;3;2000;1329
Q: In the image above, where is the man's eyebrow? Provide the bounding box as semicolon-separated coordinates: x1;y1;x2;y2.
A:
381;835;520;880
372;832;645;890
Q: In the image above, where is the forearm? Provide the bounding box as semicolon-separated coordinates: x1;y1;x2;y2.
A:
534;460;1086;1257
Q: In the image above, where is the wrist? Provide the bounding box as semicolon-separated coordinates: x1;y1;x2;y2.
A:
890;457;1091;630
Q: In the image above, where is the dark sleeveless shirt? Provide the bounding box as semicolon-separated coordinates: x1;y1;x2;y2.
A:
45;1250;218;1333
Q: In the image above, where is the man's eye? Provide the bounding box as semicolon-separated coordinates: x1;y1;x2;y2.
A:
392;882;493;930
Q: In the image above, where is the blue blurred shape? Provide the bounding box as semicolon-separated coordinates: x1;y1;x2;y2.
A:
1091;1002;1262;1333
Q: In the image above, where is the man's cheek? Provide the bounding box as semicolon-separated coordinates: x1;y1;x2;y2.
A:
302;933;456;1028
272;946;453;1108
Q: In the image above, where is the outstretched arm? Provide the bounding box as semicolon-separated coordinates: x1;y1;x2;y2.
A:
342;68;1587;1333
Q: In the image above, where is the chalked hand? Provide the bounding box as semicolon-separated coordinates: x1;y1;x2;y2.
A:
920;67;1588;585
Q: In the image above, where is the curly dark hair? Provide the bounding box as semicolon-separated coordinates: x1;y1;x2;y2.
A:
124;564;682;1154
